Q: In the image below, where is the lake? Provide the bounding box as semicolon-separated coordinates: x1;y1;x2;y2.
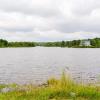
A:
0;47;100;84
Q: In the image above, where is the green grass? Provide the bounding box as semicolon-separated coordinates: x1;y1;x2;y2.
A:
0;72;100;100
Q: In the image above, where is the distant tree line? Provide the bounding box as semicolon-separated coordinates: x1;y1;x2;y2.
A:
0;39;36;47
38;40;81;47
8;42;36;47
0;39;8;47
90;38;100;48
1;38;100;48
38;38;100;48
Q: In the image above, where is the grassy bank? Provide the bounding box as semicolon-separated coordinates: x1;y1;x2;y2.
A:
0;72;100;100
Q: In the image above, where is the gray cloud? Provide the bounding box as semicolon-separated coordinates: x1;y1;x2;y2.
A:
0;0;100;41
0;0;60;17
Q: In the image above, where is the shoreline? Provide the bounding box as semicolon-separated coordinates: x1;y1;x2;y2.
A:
0;73;100;100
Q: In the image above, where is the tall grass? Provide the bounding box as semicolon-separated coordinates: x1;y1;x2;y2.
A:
0;72;100;100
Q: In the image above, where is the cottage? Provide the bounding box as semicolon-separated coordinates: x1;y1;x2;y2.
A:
80;39;91;46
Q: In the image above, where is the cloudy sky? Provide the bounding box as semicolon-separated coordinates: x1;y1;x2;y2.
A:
0;0;100;41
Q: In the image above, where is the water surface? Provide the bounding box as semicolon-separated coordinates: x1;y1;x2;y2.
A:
0;47;100;84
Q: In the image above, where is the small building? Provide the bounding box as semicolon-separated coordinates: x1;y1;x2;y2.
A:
80;39;91;46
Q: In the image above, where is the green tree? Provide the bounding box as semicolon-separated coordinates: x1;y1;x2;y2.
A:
61;41;66;47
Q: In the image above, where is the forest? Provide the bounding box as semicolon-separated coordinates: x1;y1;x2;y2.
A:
0;38;100;48
0;39;36;47
38;38;100;48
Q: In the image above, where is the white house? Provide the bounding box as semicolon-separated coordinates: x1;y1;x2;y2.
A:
80;39;91;46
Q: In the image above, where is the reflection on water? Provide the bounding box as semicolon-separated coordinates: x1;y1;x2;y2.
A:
0;47;100;84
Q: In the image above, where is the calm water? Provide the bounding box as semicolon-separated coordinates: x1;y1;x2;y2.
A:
0;47;100;84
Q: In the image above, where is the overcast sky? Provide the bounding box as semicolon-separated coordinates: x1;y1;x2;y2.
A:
0;0;100;41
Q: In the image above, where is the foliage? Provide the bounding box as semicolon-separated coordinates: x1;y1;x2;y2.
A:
0;39;8;47
1;38;100;48
8;42;36;47
0;39;36;47
38;38;100;48
0;73;100;100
